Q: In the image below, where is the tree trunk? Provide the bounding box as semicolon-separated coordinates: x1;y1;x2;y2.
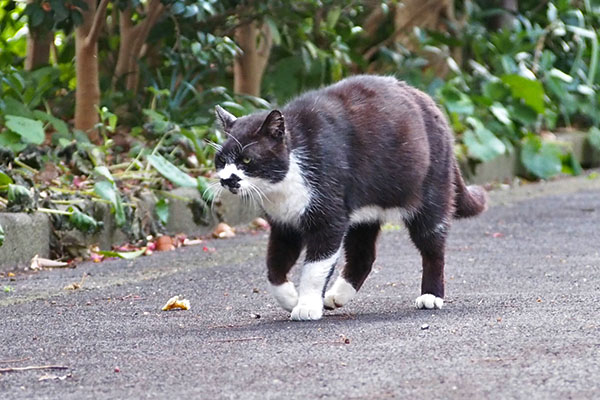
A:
364;0;457;77
113;1;165;93
74;0;109;142
25;29;52;70
233;22;272;97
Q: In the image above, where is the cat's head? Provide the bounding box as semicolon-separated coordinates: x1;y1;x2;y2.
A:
213;105;290;195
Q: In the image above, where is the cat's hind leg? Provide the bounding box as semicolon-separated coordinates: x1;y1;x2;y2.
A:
405;204;450;310
324;222;380;310
267;224;303;312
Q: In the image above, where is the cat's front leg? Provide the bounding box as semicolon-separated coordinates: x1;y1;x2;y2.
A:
267;224;303;312
291;229;345;321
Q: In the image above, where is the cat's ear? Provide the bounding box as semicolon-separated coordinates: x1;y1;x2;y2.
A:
259;110;285;139
215;105;236;132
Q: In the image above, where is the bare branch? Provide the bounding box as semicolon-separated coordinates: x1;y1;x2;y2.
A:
85;0;111;47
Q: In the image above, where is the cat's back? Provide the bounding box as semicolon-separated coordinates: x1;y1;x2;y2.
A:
286;75;438;128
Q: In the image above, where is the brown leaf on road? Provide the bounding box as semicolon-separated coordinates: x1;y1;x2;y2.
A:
212;223;235;239
30;255;70;270
249;217;269;230
161;295;190;311
156;236;175;251
64;273;87;290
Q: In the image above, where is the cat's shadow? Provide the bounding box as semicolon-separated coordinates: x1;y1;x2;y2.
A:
212;307;450;336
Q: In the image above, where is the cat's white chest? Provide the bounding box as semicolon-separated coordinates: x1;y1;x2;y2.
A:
261;154;312;225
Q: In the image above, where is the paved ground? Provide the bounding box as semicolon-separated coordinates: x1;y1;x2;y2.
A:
1;175;599;399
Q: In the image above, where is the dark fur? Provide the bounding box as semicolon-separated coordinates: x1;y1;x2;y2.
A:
215;75;486;305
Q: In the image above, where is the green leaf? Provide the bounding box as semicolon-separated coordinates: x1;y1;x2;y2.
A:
155;198;169;225
264;16;281;46
27;3;44;27
68;208;101;233
326;6;342;30
3;97;33;118
5;115;45;144
94;166;115;184
482;80;509;101
501;74;545;114
0;131;27;153
171;1;185;14
510;103;538;126
588;127;600;151
561;153;583;176
147;154;196;188
520;135;563;179
50;0;69;21
7;184;32;204
0;223;4;247
490;102;512;126
143;109;170;134
94;181;126;227
97;248;146;260
32;110;69;135
183;4;199;18
0;171;13;186
463;118;506;162
439;86;474;115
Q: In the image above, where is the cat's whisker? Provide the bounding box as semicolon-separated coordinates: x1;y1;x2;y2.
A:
204;139;223;152
242;141;258;151
224;132;244;153
247;184;265;208
206;181;224;215
249;183;269;205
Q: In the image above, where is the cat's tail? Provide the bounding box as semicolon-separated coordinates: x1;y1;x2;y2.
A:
453;163;488;219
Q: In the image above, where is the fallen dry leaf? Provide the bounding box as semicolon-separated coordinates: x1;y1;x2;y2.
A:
30;255;69;270
183;238;203;246
64;273;86;290
161;295;190;311
156;236;175;251
38;373;72;381
249;217;269;230
212;222;235;239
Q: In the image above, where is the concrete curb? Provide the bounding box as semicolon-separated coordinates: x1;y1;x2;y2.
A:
1;131;599;272
461;131;600;184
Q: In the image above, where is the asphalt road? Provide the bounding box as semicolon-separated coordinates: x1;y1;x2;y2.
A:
1;175;599;399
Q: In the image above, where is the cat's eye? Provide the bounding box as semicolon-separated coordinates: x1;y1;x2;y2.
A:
242;157;251;164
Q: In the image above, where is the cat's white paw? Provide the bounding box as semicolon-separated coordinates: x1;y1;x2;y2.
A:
269;281;298;312
290;296;323;321
323;277;357;310
415;294;444;309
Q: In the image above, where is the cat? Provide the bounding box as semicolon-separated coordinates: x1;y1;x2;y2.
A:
213;75;487;321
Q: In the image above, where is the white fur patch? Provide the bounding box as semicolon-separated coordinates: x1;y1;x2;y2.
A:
415;294;444;309
291;248;342;321
324;277;357;309
218;164;246;180
350;206;416;225
290;296;324;321
269;281;298;312
258;153;312;225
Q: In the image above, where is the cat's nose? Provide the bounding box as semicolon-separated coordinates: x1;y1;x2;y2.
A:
220;175;241;190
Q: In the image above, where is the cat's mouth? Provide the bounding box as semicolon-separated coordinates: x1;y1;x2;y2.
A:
227;187;239;194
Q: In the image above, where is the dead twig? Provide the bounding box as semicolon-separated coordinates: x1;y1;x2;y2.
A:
0;365;69;373
210;336;264;343
0;357;30;364
207;322;254;330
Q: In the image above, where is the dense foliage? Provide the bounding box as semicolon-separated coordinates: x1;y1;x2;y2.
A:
1;0;599;248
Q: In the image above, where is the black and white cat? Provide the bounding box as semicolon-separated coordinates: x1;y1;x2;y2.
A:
213;75;487;321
